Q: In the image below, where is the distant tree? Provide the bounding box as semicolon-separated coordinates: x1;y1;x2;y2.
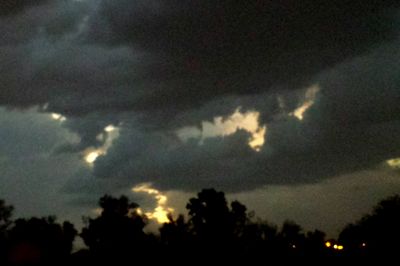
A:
278;220;306;255
0;200;13;264
339;194;400;257
159;214;192;258
7;216;77;265
81;195;148;262
0;199;13;234
304;230;326;257
160;214;190;246
240;219;278;259
185;188;251;260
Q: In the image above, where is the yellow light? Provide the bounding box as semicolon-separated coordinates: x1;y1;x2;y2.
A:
104;125;116;132
387;158;400;169
136;208;143;215
82;126;120;165
52;113;61;120
337;245;344;250
325;241;331;248
290;85;319;121
177;108;267;152
85;151;101;164
249;126;267;152
51;113;66;122
132;183;174;224
92;208;102;215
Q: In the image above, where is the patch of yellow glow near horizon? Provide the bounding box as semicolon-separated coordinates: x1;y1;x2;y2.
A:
387;158;400;169
290;85;320;121
92;208;103;215
325;241;331;248
132;183;174;224
177;108;267;152
51;113;66;122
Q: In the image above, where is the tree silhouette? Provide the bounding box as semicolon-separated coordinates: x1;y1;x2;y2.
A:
2;189;400;263
80;195;148;262
184;188;252;261
0;199;13;234
159;214;192;259
186;189;232;241
0;200;13;265
239;219;278;260
277;220;306;258
304;229;326;256
7;216;77;265
339;194;400;258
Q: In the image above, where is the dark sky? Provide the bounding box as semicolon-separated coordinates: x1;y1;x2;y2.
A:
0;0;399;236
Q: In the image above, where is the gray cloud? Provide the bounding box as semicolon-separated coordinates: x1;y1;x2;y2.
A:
0;0;399;199
0;0;91;45
0;108;88;225
77;36;400;193
0;0;49;17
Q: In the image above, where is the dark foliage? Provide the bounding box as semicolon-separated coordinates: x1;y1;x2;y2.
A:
0;191;399;264
6;216;77;265
339;195;400;259
80;195;152;263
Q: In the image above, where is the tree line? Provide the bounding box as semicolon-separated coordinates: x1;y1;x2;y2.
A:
1;188;400;265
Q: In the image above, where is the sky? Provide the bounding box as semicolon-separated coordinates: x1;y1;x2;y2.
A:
0;0;400;237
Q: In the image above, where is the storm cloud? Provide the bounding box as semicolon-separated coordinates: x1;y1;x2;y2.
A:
1;0;400;197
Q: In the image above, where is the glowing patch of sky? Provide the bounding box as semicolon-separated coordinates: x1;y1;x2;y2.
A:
132;183;174;224
83;124;120;165
290;85;320;121
387;158;400;169
51;113;67;122
177;108;267;152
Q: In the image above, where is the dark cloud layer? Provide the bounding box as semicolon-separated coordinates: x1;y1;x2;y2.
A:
0;0;49;17
86;36;400;193
86;0;400;112
0;1;399;196
0;1;398;115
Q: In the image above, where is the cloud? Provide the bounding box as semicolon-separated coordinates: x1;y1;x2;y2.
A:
0;0;49;17
82;0;400;113
0;0;398;116
0;0;91;45
177;108;266;151
0;1;399;198
0;107;89;226
78;36;400;193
